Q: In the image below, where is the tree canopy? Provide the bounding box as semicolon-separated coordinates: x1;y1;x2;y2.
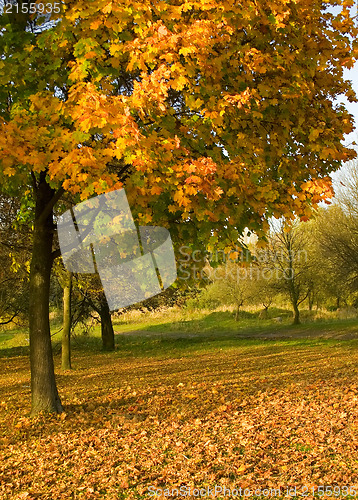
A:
1;0;357;243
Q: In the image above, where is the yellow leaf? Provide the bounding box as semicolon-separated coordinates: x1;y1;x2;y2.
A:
102;2;112;14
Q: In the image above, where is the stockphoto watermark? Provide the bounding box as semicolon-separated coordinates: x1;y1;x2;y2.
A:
176;246;308;283
147;485;357;498
178;245;309;265
58;188;177;311
147;485;281;498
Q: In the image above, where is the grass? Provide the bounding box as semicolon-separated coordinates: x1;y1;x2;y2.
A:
1;306;358;499
3;305;358;359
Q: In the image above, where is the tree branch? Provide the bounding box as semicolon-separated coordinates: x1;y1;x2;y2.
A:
0;311;19;325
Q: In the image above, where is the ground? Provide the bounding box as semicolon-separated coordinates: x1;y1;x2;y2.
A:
1;308;358;499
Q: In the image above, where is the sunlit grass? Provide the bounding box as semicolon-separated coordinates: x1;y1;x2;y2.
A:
1;304;358;358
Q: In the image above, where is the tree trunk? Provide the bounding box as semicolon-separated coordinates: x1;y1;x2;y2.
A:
235;305;240;321
308;291;314;312
61;271;72;371
29;176;63;415
263;305;269;318
292;301;300;325
99;293;115;351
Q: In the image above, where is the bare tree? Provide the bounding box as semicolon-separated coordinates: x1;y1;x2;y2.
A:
315;204;358;302
264;220;313;324
333;158;358;218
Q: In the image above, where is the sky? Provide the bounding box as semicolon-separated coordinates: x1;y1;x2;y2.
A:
329;0;358;189
330;64;358;190
328;2;358;148
341;65;358;149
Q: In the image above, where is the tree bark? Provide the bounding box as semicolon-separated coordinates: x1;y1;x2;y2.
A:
308;290;314;311
29;175;63;415
99;292;115;351
292;300;300;325
235;304;240;321
61;271;72;371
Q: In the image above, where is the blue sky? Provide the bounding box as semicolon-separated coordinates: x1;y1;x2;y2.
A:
330;64;358;190
342;65;358;149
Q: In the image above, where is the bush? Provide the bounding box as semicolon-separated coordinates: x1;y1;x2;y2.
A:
184;288;221;311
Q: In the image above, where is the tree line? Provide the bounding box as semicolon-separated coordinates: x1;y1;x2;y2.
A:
198;160;358;324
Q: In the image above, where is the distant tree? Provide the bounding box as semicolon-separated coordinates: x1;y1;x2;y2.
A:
74;274;115;351
264;220;313;324
315;204;358;304
333;159;358;217
248;265;277;318
61;270;72;370
204;260;256;320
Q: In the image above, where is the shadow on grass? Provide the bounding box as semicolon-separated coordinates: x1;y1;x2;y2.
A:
65;329;272;359
112;332;344;360
0;332;15;343
0;345;30;358
138;309;292;337
2;309;358;360
135;309;358;341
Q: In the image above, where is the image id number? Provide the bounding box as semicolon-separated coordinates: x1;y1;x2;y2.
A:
302;485;357;497
3;2;61;14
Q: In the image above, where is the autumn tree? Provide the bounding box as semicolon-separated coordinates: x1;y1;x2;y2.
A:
0;0;357;414
248;264;278;317
204;260;257;319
